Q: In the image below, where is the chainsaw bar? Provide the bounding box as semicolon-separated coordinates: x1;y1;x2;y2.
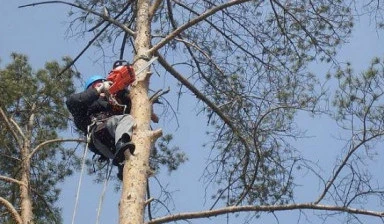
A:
135;57;158;76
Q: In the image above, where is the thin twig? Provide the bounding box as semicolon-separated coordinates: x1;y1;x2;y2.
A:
155;51;254;166
149;0;252;54
42;1;133;77
19;1;135;36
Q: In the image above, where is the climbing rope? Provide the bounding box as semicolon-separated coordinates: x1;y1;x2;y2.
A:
96;162;113;224
71;121;120;224
71;122;96;224
71;134;90;224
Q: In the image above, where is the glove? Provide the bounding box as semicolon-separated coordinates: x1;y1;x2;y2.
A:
95;81;112;93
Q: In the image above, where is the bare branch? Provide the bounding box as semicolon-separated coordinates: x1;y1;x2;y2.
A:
57;1;133;77
28;138;86;159
315;133;383;204
19;1;135;36
0;175;26;187
145;197;154;206
149;0;252;54
154;51;253;155
173;0;267;66
149;88;170;103
149;0;163;21
173;37;226;78
146;203;384;224
0;197;22;224
150;129;163;141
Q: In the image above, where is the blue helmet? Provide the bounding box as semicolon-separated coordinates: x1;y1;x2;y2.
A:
84;75;106;90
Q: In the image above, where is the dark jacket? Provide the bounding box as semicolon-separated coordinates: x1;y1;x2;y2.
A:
66;88;131;133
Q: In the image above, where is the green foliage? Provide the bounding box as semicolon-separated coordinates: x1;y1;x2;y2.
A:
150;134;187;174
333;56;384;134
0;53;80;223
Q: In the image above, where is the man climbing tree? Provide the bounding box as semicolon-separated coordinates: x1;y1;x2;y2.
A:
66;74;136;180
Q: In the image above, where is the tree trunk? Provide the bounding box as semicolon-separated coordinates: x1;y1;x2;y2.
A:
20;142;33;224
119;0;152;223
19;105;36;224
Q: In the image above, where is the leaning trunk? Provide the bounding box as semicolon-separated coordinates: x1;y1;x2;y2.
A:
119;0;152;223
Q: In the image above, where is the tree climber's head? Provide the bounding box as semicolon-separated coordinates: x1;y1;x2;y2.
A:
84;75;106;90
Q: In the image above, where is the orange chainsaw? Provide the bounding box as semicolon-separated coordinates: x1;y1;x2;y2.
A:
106;57;158;95
106;60;135;95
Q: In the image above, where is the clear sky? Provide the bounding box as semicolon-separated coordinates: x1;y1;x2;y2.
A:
1;1;384;224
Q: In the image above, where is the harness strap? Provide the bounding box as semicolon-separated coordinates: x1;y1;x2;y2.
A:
88;115;130;165
87;117;116;159
109;95;128;114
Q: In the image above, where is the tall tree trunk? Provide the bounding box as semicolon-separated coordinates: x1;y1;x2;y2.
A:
20;106;35;224
20;142;33;224
119;0;152;223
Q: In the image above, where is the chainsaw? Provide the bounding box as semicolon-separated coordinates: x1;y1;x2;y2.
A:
106;60;135;95
106;57;158;95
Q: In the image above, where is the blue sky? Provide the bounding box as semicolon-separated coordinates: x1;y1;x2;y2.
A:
1;1;384;224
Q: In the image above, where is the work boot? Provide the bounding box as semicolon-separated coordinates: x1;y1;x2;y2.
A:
117;164;124;181
112;135;135;166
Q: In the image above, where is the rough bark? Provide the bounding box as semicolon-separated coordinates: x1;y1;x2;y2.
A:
119;0;153;223
20;105;35;224
20;142;33;224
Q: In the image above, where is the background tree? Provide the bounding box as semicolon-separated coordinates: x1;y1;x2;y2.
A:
0;53;81;223
17;0;384;223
